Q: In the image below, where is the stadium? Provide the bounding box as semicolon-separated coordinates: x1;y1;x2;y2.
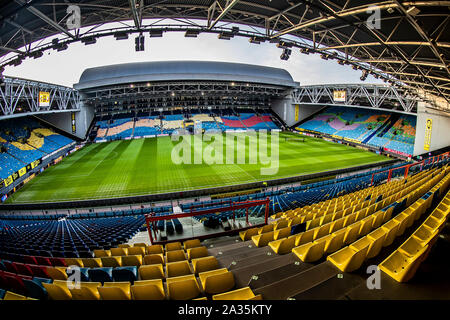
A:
0;0;449;306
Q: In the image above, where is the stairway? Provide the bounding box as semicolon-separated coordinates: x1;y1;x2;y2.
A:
362;113;398;144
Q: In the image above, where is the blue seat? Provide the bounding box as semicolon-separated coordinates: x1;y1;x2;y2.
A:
23;278;50;300
291;223;306;235
0;288;5;299
88;267;113;284
112;266;138;284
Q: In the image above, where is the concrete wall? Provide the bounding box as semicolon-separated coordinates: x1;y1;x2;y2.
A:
414;102;450;156
36;104;94;139
272;99;325;127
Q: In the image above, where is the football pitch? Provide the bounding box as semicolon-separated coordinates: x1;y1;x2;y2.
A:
5;132;389;204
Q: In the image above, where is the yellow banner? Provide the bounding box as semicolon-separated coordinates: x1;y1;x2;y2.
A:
4;175;13;187
424;118;432;151
39;91;50;107
333;90;346;102
18;167;27;177
295;104;299;122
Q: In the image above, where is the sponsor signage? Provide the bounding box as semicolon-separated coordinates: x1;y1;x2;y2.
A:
39;91;50;107
424;118;432;151
333;90;346;102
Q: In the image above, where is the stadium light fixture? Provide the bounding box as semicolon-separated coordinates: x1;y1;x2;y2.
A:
218;32;232;40
82;36;97;45
114;32;129;40
299;48;309;55
320;54;329;60
135;34;145;51
149;29;163;38
185;30;200;38
406;6;420;16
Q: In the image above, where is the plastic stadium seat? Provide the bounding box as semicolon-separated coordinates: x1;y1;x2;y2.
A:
147;245;164;255
82;258;102;268
191;256;219;274
379;245;429;282
0;289;5;299
268;237;296;255
343;222;362;245
23;278;49;300
274;227;292;240
110;248;128;256
110;266;137;284
43;280;72;300
358;216;375;237
3;291;28;300
165;242;182;252
143;254;164;265
292;237;327;262
213;287;261;300
94;249;111;258
166;260;193;278
14;263;34;277
199;268;235;295
101;256;122;267
46;267;68;280
118;244;131;249
258;224;274;234
88;268;113;283
187;246;208;261
127;247;146;257
327;241;369;272
166;250;187;263
166;274;201;300
239;228;259;241
28;265;50;278
131;279;165;300
50;257;67;267
139;264;165;280
294;229;315;246
69;282;101;300
65;258;84;267
381;220;400;247
366;228;387;259
121;255;142;267
36;256;52;266
274;220;289;230
251;231;274;247
99;282;131;300
184;239;201;250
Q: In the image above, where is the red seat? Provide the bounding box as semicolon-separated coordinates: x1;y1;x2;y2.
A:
28;264;50;278
3;261;19;274
35;256;52;267
13;263;34;277
50;257;67;267
23;256;38;265
4;274;28;295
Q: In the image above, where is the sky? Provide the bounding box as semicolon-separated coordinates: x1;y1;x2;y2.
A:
3;20;385;88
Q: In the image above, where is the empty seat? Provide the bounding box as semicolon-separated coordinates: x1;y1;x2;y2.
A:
69;282;101;300
191;256;219;274
110;248;128;256
131;279;165;300
268;237;296;255
327;240;369;272
343;222;361;245
46;267;68;280
166;274;201;300
166;250;186;263
258;224;274;234
366;228;387;259
274;227;292;240
251;231;274;247
101;256;122;268
324;228;346;254
143;254;164;265
213;287;262;300
294;229;315;246
292;236;327;262
187;246;208;261
184;239;201;250
99;282;131;300
379;245;429;282
127;247;146;257
93;249;111;258
88;268;113;283
23;278;51;300
165;242;182;252
147;245;164;255
81;258;102;268
43;280;72;300
3;291;28;300
112;266;138;283
139;264;165;280
122;255;143;267
166;260;193;278
199;268;235;295
65;258;84;268
239;228;259;241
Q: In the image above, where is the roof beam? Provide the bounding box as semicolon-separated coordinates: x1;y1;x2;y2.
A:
14;0;75;39
316;41;450;51
207;0;240;30
129;0;143;30
0;45;24;55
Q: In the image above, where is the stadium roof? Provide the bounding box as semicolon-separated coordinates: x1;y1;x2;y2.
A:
0;1;449;110
74;61;296;90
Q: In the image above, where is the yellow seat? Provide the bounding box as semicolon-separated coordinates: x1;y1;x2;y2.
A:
139;264;165;280
268;237;296;255
199;268;235;295
398;237;428;257
371;211;384;229
343;222;361;245
101;256;122;267
313;223;331;240
381;220;400;247
131;279;165;300
3;291;27;300
381;207;394;224
110;247;128;256
292;237;327;262
166;274;201;300
239;228;259;241
343;213;357;227
274;220;289;230
165;242;182;252
288;216;303;227
64;258;84;267
184;239;202;250
252;231;274;247
327;241;369;272
274;226;291;240
122;255;143;267
191;256;219;274
213;287;259;300
147;244;164;254
379;245;429;282
69;282;101;300
82;258;102;268
294;229;315;246
118;244;131;248
127;246;146;257
324;228;346;254
99;282;131;300
166;250;187;263
258;224;274;234
412;225;439;243
166;260;193;278
393;213;410;237
187;246;209;260
366;228;387;259
43;281;72;300
329;218;345;233
358;216;375;237
143;254;164;265
133;242;148;248
93;249;111;258
423;215;444;231
46;267;68;280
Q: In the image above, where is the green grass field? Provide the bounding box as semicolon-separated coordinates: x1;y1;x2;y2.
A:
5;132;389;204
